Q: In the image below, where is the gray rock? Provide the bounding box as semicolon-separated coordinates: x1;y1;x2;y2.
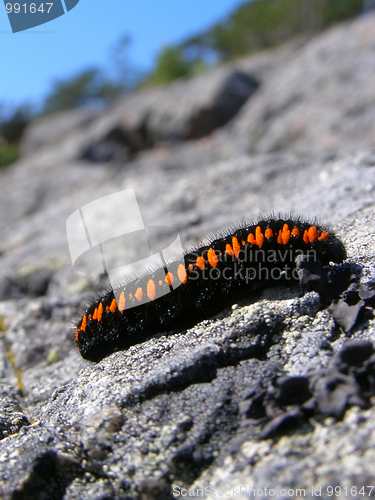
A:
222;12;375;156
79;68;259;162
0;267;52;300
0;155;373;497
21;108;100;156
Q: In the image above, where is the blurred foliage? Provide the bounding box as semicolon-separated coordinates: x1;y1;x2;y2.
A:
0;142;20;168
142;45;208;87
109;35;146;90
145;0;366;84
184;0;365;62
42;68;124;114
0;103;33;167
146;46;191;86
0;103;32;143
42;37;144;114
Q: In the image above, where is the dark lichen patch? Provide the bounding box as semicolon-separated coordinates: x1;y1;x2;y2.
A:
242;340;375;439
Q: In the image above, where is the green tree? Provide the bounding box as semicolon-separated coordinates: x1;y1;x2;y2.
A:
43;68;123;114
180;0;365;63
145;46;192;86
321;0;364;25
0;103;32;143
0;103;33;167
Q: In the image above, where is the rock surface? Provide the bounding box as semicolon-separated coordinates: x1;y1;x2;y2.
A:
0;13;375;500
221;13;375;156
76;67;259;163
21;108;100;156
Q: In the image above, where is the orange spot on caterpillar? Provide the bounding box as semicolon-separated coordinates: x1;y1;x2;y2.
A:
247;233;256;245
119;291;126;313
277;230;283;244
196;256;205;270
232;237;241;258
207;247;218;268
165;272;174;287
255;226;264;248
265;228;273;238
106;306;109;311
92;308;98;320
319;231;329;241
75;327;79;343
178;264;187;284
159;280;163;286
189;263;194;270
147;279;156;301
307;226;318;243
109;298;117;313
135;287;143;302
225;244;234;256
129;293;133;300
291;227;300;236
303;230;309;244
242;240;245;246
97;303;103;322
81;314;87;332
281;224;291;245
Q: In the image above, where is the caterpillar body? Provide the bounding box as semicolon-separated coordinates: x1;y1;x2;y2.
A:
75;217;346;361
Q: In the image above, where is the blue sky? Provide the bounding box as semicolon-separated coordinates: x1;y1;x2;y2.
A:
0;0;247;109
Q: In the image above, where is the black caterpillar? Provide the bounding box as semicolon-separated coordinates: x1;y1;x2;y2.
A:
75;217;346;361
